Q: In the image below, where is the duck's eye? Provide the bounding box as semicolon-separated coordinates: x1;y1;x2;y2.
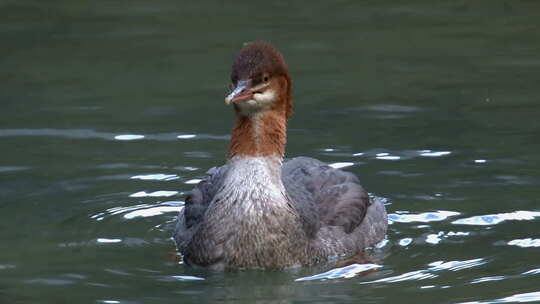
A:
263;75;269;82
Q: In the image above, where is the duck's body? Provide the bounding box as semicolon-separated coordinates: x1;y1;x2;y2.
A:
174;41;387;270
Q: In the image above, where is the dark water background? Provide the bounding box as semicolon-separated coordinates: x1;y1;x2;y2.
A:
2;1;540;303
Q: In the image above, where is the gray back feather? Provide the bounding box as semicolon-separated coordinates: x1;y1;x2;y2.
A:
282;157;369;234
183;156;369;235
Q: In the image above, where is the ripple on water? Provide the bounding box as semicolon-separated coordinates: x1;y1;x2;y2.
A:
0;128;228;141
184;179;202;185
0;166;30;173
0;264;16;270
399;238;413;246
96;238;122;244
130;174;180;181
295;264;382;281
347;149;453;161
470;276;505;284
397;231;470;247
365;270;438;283
91;201;183;221
388;210;460;224
452;211;540;226
523;268;540;275
129;191;179;198
328;162;355;169
114;134;145;141
24;278;76;286
58;238;149;248
456;291;540;304
362;258;487;285
297;257;487;284
157;275;205;282
507;238;540;248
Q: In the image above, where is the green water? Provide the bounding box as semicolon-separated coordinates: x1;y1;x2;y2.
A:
2;1;540;303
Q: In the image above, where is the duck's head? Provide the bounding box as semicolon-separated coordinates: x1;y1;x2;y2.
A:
225;41;292;119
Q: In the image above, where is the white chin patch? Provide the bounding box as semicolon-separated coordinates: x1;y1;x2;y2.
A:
237;89;276;115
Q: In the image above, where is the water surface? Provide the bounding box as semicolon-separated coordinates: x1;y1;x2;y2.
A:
2;1;540;303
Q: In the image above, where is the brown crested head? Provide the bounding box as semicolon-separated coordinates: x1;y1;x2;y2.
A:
225;41;293;120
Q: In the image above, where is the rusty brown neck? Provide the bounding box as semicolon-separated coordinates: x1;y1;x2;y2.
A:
228;110;287;159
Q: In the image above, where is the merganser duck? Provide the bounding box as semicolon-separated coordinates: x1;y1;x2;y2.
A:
174;41;387;270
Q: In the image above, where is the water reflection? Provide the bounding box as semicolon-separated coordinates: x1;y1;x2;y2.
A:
130;174;180;181
295;264;382;281
97;238;122;244
3;0;540;302
389;210;460;224
363;258;487;284
91;201;183;221
470;276;505;284
164;275;205;282
129;191;179;197
452;211;540;226
114;134;144;141
507;238;540;248
456;291;540;304
0;128;228;141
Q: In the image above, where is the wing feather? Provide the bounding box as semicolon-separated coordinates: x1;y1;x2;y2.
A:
282;157;370;234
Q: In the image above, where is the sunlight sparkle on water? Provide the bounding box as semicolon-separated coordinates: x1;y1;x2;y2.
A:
523;268;540;275
295;263;382;281
470;276;505;284
452;211;540;226
123;205;180;219
377;155;401;160
375;152;401;160
328;162;354;169
129;190;178;197
457;291;540;304
364;270;437;284
114;134;145;141
375;239;389;248
428;258;486;272
399;238;413;246
172;275;205;281
184;179;202;184
507;238;540;248
130;174;179;181
419;150;452;157
96;238;122;244
91;202;183;221
177;134;196;139
388;210;460;224
364;258;486;285
425;233;443;245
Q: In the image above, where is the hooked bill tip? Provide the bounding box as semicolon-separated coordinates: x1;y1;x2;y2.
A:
225;79;251;105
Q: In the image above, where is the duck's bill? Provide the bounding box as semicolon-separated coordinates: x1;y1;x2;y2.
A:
225;79;253;104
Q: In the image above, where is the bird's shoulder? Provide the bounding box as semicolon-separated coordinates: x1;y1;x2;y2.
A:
282;156;370;234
